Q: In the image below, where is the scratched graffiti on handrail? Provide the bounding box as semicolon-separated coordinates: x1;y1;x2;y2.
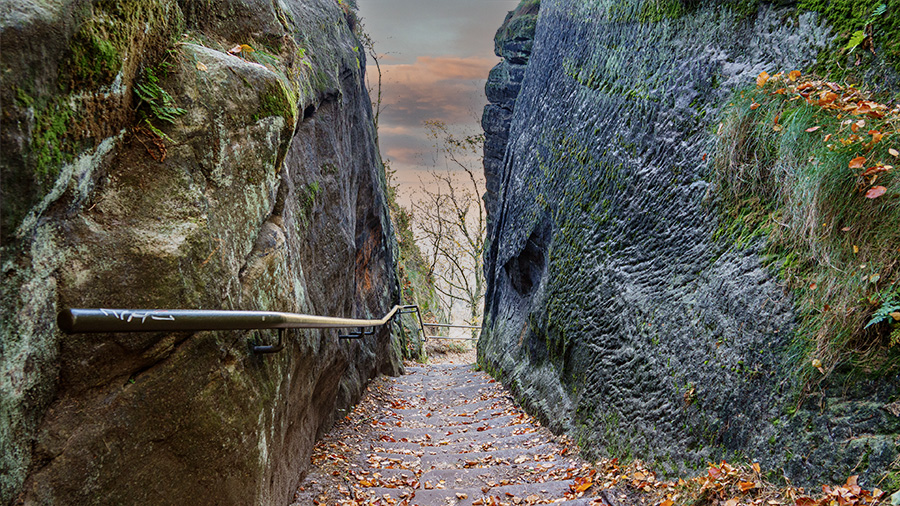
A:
100;309;176;324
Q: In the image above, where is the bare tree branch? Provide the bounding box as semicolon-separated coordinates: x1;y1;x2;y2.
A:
411;121;487;337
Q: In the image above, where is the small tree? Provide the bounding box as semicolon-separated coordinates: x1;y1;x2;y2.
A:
413;121;486;338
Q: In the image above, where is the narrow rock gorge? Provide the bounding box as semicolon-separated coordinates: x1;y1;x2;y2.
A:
1;0;402;504
481;0;900;487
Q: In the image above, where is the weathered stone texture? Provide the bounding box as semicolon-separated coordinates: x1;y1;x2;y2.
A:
480;0;899;486
1;0;401;504
482;1;539;223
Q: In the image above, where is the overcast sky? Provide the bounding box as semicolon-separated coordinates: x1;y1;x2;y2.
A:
356;0;521;206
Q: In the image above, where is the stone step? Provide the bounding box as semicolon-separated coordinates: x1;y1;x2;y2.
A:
354;479;581;506
393;418;539;443
373;431;551;455
419;444;558;469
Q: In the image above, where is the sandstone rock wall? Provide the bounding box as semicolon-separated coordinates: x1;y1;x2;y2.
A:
480;0;899;485
1;0;401;503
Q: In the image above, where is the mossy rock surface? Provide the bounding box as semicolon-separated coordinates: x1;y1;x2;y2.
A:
480;0;899;487
1;0;400;503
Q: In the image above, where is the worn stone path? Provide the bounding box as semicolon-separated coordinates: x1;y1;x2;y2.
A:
292;364;613;506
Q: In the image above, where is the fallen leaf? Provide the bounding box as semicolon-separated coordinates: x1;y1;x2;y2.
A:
853;245;859;254
849;156;866;169
795;497;817;506
865;186;886;199
456;493;468;499
890;312;900;321
661;501;675;506
725;499;739;506
810;283;818;290
789;70;802;81
841;226;851;231
740;481;757;492
228;44;243;54
819;92;839;105
752;462;761;473
757;71;770;87
196;62;208;71
890;148;899;157
805;126;821;133
750;102;761;110
860;165;889;177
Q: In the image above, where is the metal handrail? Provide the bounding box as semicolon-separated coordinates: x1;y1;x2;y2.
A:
423;323;481;329
57;305;429;354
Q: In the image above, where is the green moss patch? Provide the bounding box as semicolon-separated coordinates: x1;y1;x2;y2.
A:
799;0;900;79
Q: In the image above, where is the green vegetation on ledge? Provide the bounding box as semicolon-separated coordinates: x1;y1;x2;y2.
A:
385;163;442;361
714;70;900;388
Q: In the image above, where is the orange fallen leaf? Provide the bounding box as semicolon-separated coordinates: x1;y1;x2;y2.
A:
819;92;838;105
740;481;758;492
789;70;802;81
752;462;761;473
805;126;821;133
865;186;886;199
795;497;817;506
757;71;770;87
849;156;866;169
750;102;761;110
860;165;889;177
725;499;739;506
660;501;675;506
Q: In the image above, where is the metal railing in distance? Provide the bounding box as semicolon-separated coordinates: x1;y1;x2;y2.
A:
422;322;482;340
57;305;425;354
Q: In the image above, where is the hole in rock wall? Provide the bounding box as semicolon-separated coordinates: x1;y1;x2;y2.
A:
503;215;551;297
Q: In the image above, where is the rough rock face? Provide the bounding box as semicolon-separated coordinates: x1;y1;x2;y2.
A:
0;0;401;504
482;0;539;224
480;0;899;486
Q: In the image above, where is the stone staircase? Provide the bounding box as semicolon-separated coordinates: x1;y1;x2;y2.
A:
294;364;607;506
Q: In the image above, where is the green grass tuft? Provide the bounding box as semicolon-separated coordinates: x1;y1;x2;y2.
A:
714;72;900;386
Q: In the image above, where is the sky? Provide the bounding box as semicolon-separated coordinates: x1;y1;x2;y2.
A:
355;0;521;207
